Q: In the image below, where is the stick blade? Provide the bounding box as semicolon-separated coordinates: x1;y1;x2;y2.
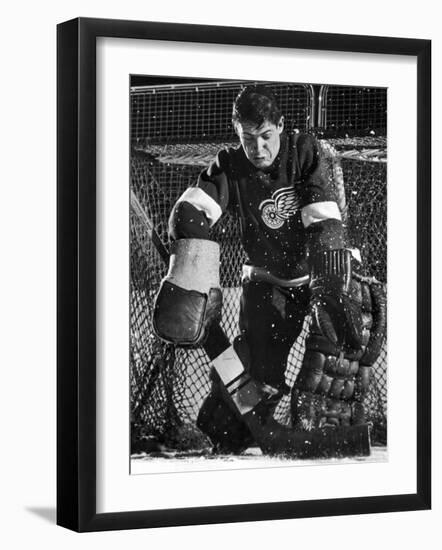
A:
245;411;371;459
299;423;372;459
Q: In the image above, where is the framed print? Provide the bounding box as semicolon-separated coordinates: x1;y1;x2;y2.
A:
57;17;431;532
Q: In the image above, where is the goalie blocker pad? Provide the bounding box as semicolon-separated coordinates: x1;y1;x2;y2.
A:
153;239;222;346
203;324;371;458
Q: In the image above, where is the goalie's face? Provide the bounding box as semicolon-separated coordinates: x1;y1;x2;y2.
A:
235;117;284;169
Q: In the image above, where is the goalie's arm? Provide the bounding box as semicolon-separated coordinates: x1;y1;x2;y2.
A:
296;134;364;348
169;149;231;241
295;133;345;256
155;150;231;347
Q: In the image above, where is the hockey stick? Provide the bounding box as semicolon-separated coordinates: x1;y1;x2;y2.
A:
131;189;170;263
130;189;370;458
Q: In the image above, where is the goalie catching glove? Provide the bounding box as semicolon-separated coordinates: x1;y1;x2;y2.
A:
152;238;222;347
291;248;387;430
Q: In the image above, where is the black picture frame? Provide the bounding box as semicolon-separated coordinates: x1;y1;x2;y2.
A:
57;17;431;532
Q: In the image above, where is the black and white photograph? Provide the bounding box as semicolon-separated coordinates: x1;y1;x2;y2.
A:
54;15;431;533
0;0;437;541
129;78;388;473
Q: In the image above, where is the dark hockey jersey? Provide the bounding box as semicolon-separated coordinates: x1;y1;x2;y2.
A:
170;132;344;279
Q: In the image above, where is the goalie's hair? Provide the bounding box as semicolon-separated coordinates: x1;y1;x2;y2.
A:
232;84;282;128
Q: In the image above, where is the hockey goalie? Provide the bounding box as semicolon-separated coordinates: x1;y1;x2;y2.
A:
152;84;386;458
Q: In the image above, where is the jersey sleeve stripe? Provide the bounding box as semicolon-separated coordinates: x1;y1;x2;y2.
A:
176;187;223;227
301;201;342;228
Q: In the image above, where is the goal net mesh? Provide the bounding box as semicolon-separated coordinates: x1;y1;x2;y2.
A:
130;82;387;451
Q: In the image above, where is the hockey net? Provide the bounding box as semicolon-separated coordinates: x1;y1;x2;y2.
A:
130;82;387;453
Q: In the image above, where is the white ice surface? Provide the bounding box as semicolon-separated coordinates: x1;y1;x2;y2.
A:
131;446;388;475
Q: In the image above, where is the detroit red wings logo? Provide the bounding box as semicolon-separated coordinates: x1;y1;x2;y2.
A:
259;186;301;229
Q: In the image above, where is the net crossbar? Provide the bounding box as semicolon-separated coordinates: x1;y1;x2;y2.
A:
134;135;387;167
